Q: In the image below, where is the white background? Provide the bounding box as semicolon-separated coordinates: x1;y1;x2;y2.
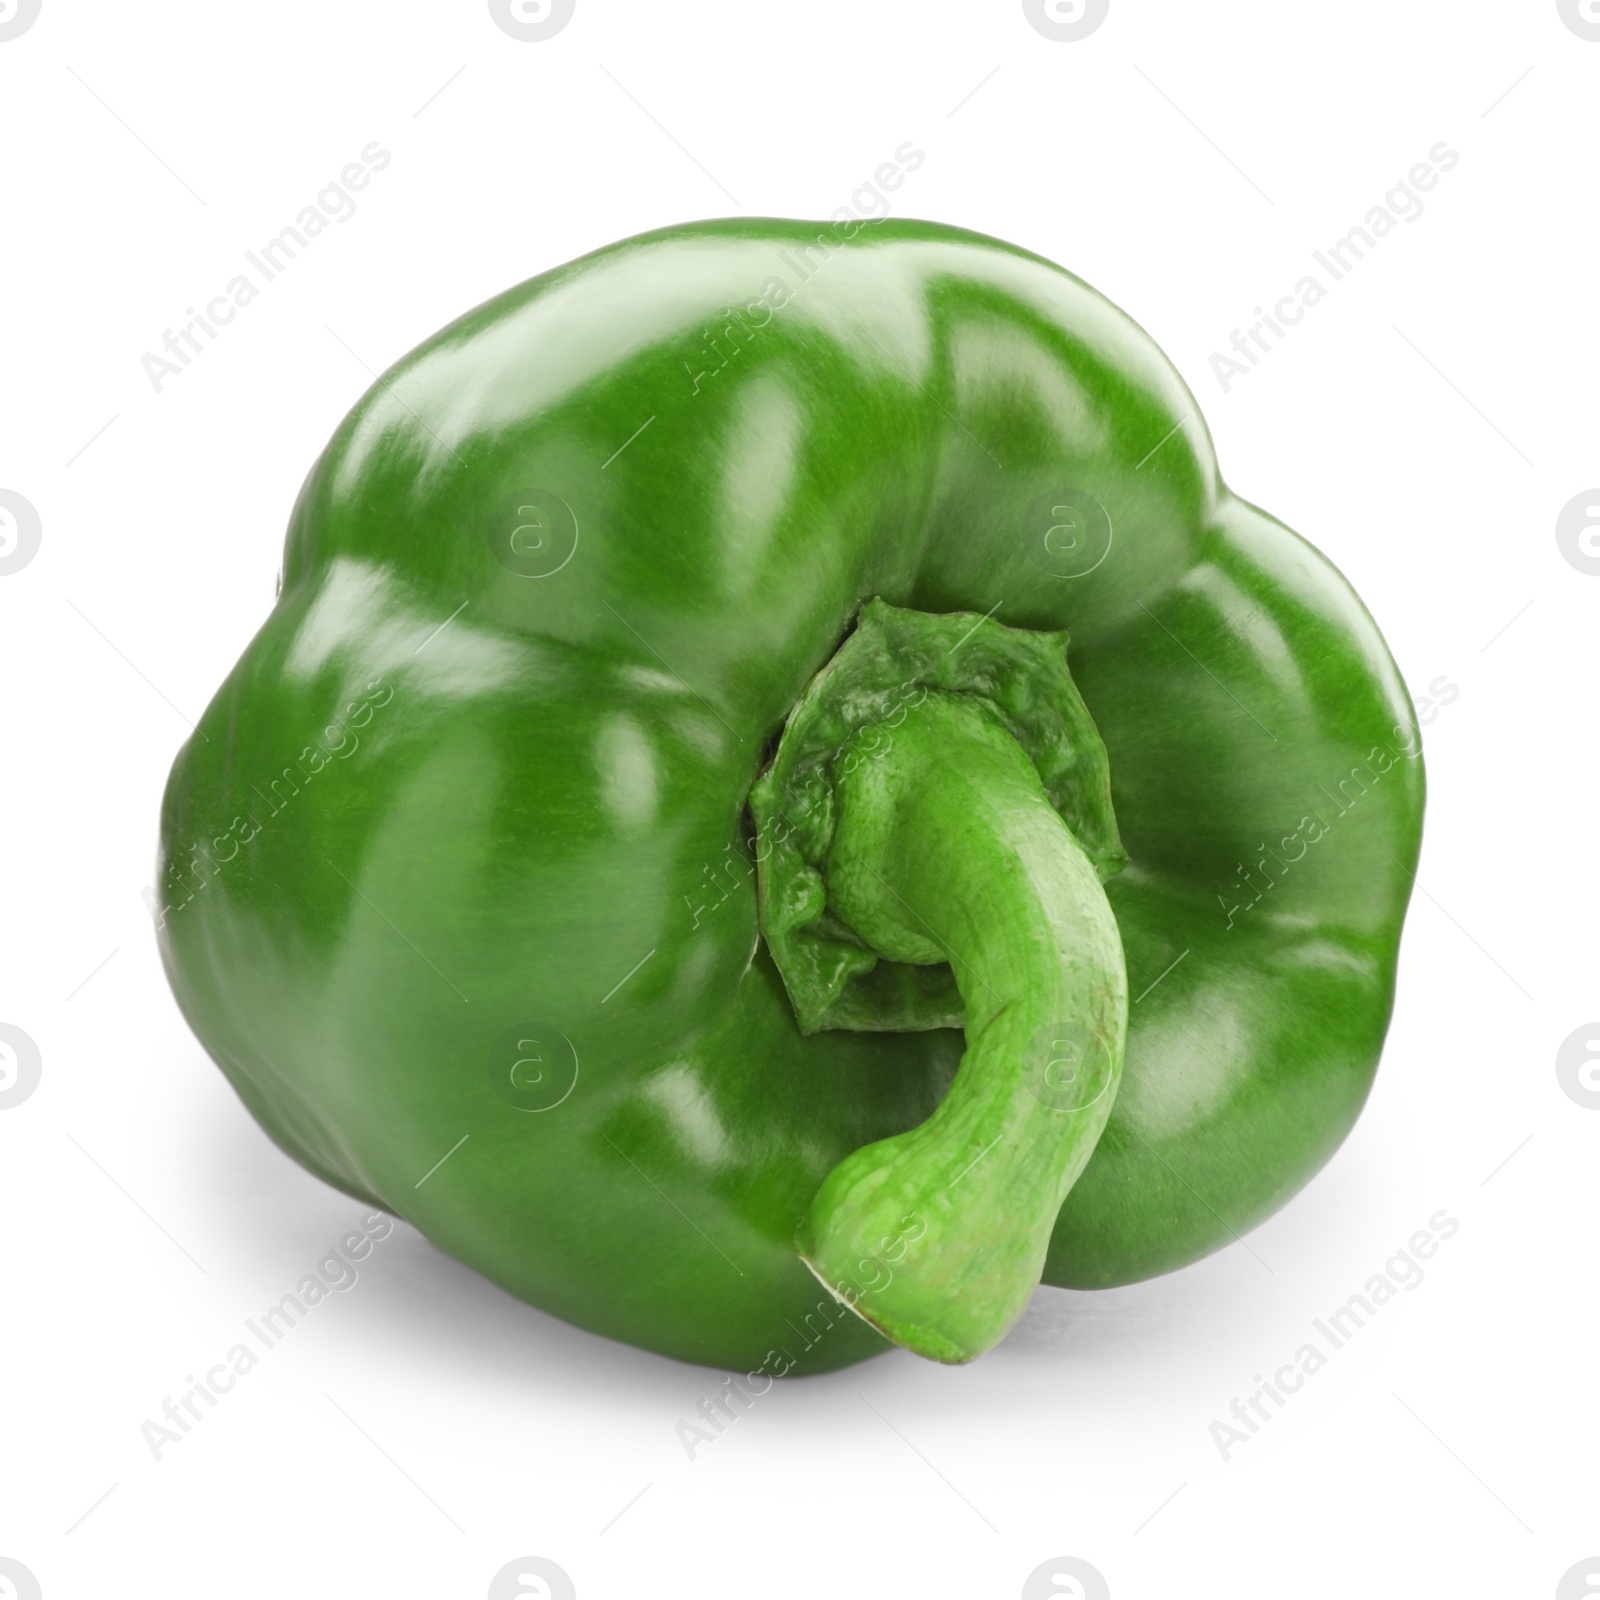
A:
2;2;1596;1596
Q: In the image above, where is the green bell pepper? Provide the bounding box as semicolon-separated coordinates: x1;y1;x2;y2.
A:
156;217;1424;1371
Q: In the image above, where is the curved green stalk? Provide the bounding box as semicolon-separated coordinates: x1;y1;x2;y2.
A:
795;692;1128;1362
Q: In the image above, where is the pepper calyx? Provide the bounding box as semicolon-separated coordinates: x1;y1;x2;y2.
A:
750;598;1125;1035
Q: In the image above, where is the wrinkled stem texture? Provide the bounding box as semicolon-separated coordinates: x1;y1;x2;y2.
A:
797;693;1127;1362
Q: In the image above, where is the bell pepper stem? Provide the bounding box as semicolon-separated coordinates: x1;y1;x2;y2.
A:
795;691;1127;1363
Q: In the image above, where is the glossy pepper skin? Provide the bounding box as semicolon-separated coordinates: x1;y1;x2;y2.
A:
157;218;1423;1373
